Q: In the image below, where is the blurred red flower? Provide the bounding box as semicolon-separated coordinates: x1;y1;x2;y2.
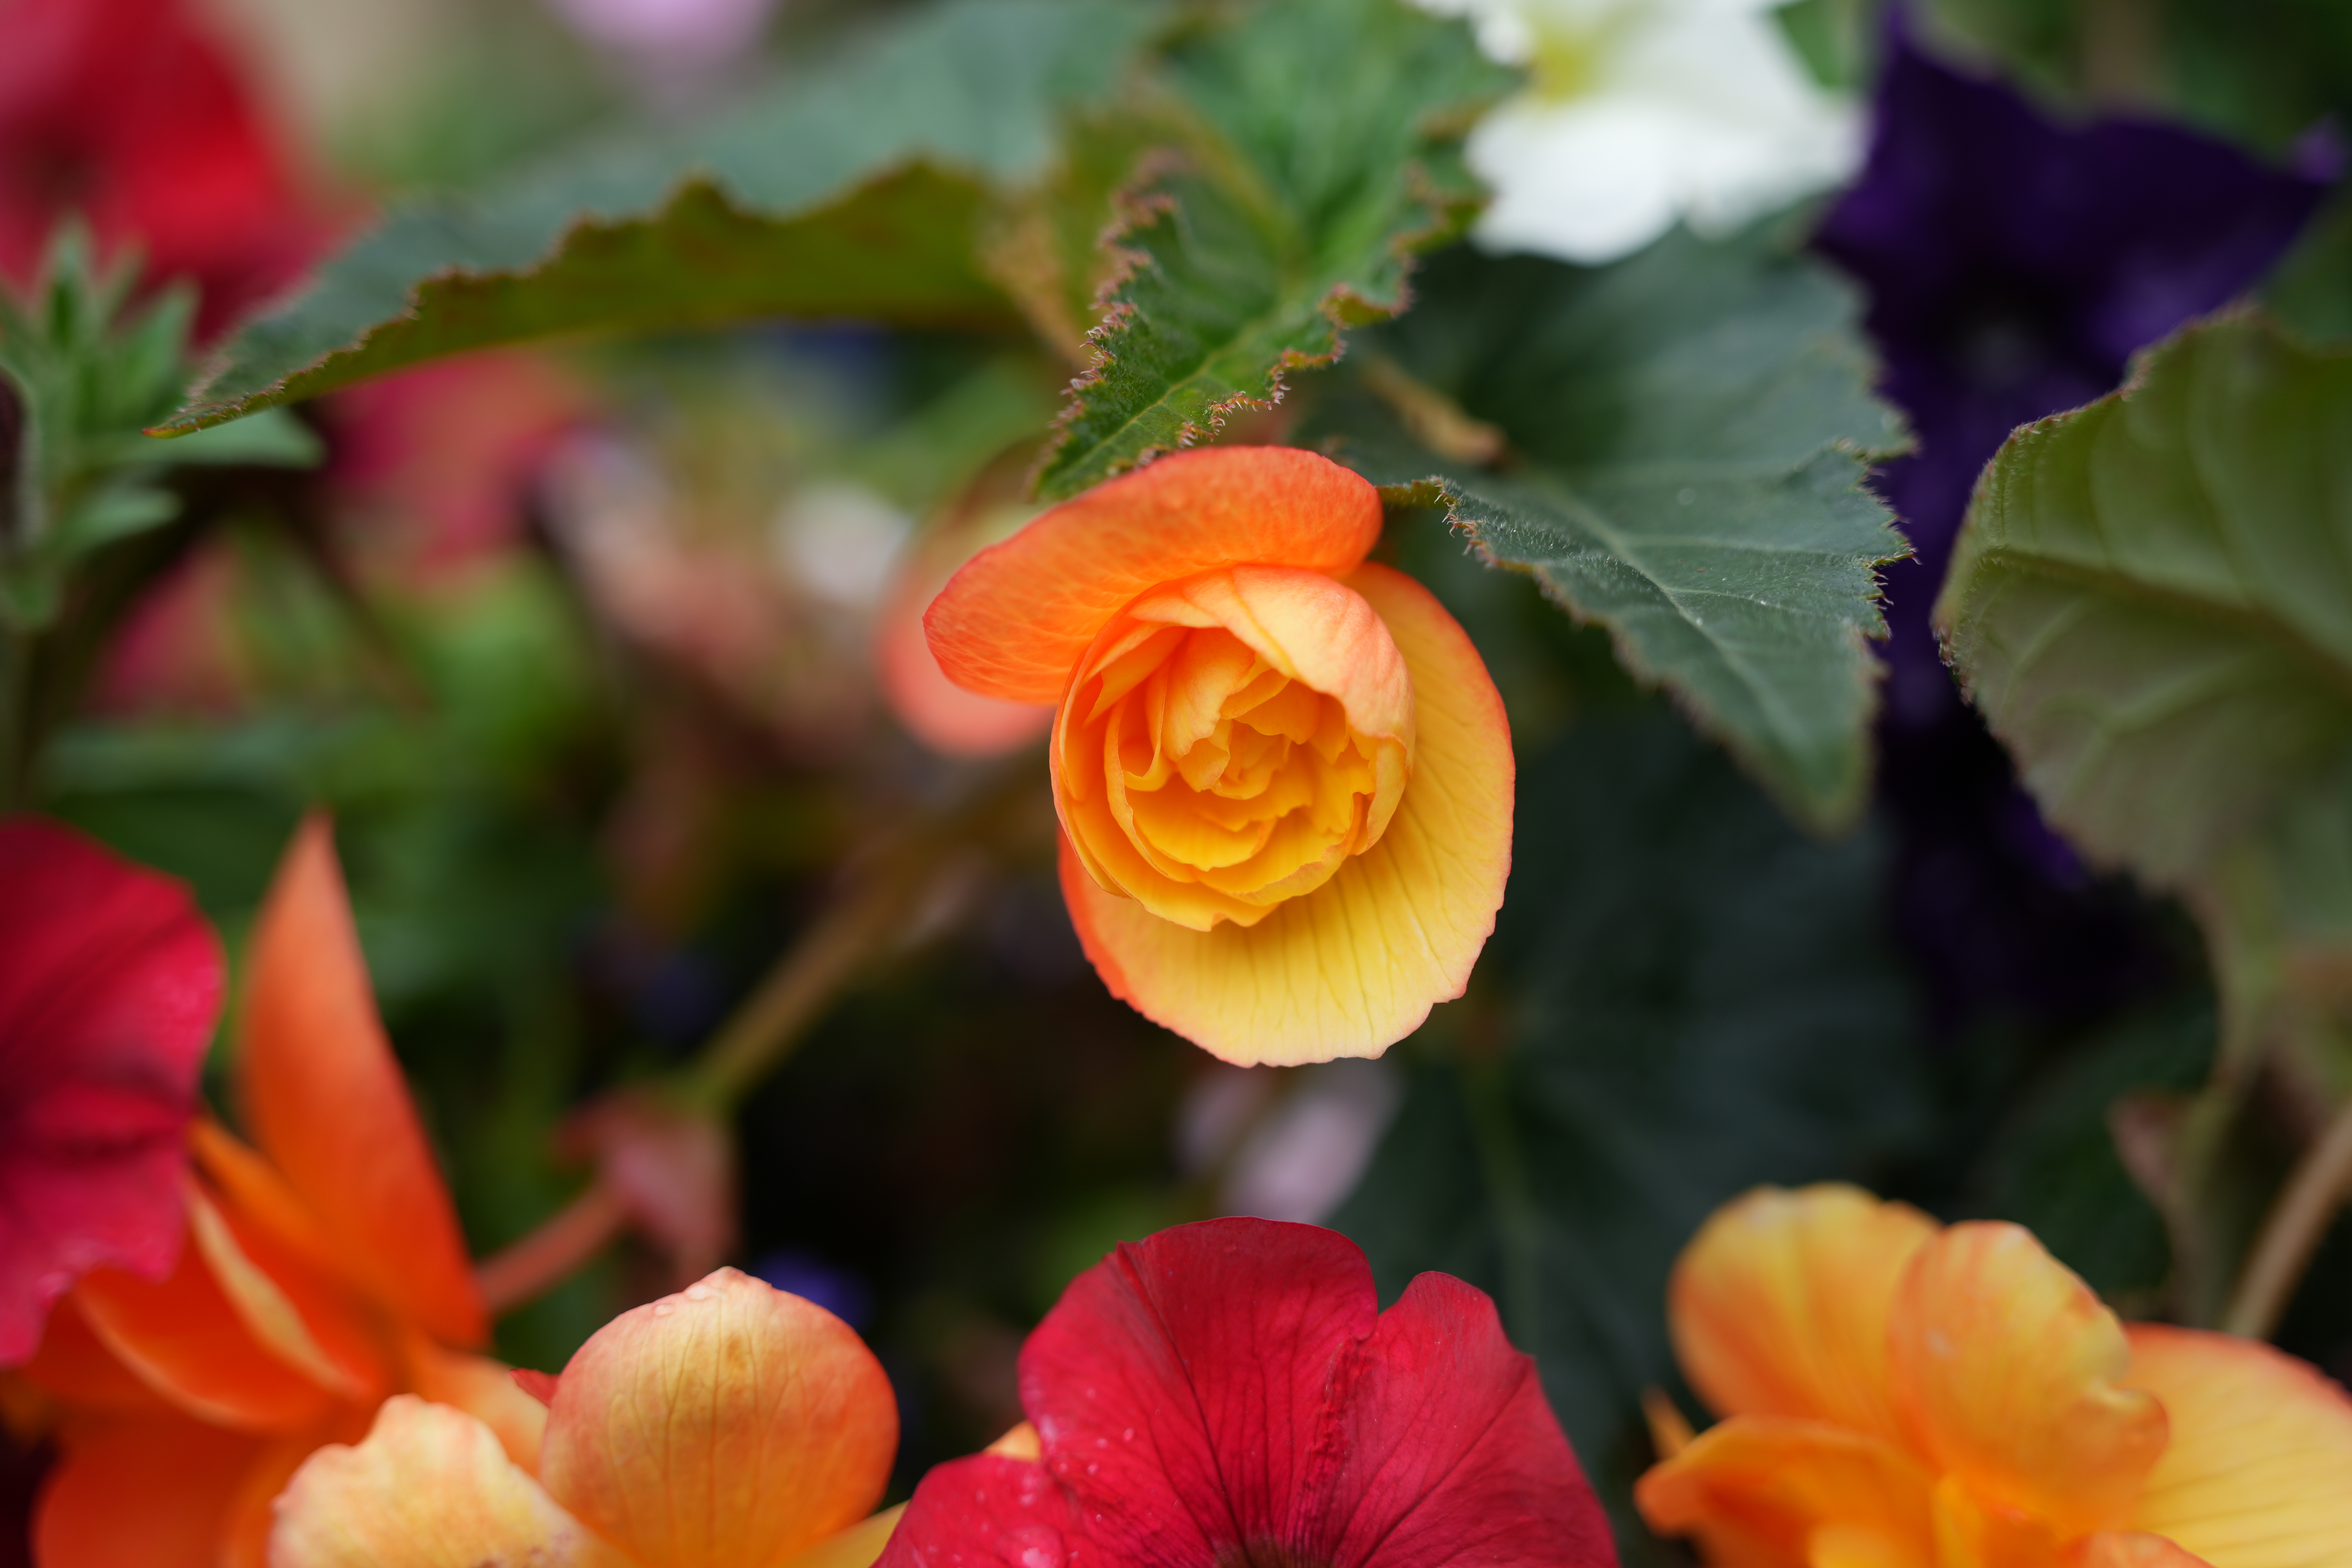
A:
0;0;325;334
880;1217;1618;1568
0;818;220;1366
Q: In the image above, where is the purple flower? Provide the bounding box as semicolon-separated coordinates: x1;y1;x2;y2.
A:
1819;13;2336;719
1815;16;2336;1031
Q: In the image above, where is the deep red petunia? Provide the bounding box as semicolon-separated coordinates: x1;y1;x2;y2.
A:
881;1218;1617;1568
0;0;324;334
0;817;222;1365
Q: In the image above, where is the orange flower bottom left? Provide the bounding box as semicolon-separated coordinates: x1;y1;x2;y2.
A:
10;1120;541;1568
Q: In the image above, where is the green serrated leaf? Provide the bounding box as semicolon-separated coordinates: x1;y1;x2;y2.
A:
1310;232;1911;834
1029;0;1512;501
160;0;1160;434
117;407;322;469
1938;310;2352;1076
1334;712;1926;1562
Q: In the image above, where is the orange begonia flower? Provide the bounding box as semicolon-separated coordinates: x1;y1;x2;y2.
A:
924;447;1513;1065
16;818;544;1568
269;1267;901;1568
1636;1184;2352;1568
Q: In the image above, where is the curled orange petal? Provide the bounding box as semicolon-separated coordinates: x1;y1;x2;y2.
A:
237;817;485;1348
1062;562;1511;1064
71;1224;336;1433
2122;1324;2352;1568
270;1395;627;1568
925;447;1382;703
1668;1184;1934;1443
1888;1222;2166;1539
1052;565;1414;932
539;1267;897;1568
1634;1413;1938;1568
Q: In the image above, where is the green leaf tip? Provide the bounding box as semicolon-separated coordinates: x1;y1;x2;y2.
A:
1309;231;1912;837
1028;0;1514;503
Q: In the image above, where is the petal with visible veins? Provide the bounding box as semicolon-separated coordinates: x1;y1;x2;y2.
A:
539;1268;897;1568
2122;1324;2352;1568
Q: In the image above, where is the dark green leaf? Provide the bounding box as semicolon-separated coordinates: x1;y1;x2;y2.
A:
1310;232;1910;833
159;0;1160;434
1029;0;1511;500
1335;710;1926;1562
1936;311;2352;1067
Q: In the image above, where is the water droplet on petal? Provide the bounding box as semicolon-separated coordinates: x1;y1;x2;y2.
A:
1002;1525;1065;1568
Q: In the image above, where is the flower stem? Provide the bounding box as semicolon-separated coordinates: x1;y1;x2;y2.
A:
476;1180;629;1315
474;764;1049;1311
2221;1089;2352;1339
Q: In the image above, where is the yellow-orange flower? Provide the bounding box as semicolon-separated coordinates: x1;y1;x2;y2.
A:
925;446;1513;1066
269;1267;901;1568
1636;1184;2352;1568
13;819;540;1568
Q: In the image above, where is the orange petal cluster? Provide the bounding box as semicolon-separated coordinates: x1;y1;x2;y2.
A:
924;447;1513;1065
1637;1184;2352;1568
271;1267;901;1568
11;820;540;1568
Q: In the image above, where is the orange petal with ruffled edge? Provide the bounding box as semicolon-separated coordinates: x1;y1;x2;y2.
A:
1062;561;1511;1064
2121;1324;2352;1567
237;817;485;1347
925;447;1382;703
1634;1413;1938;1568
1888;1222;2167;1540
1669;1184;1936;1444
35;1413;258;1568
270;1395;628;1568
539;1267;896;1568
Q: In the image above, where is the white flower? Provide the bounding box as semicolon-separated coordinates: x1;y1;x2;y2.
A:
1424;0;1861;264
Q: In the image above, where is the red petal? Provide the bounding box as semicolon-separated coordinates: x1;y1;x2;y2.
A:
236;817;486;1346
0;818;220;1365
1017;1218;1377;1565
1305;1273;1614;1568
880;1455;1094;1568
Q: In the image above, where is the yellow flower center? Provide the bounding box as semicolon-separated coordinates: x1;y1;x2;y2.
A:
1052;566;1413;932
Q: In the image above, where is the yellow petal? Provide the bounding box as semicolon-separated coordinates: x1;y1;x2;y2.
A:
777;1505;904;1568
2122;1324;2352;1568
1888;1223;2166;1539
1669;1184;1935;1443
1060;562;1512;1065
269;1395;628;1568
1634;1413;1938;1568
539;1268;897;1568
